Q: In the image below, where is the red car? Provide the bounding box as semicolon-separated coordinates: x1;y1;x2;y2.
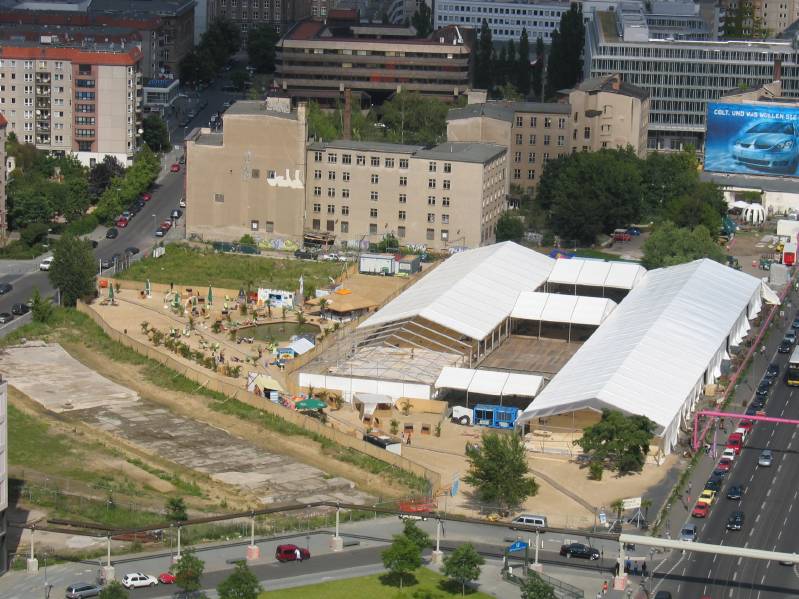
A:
170;163;181;173
160;220;172;231
275;544;310;562
141;192;152;201
157;572;176;584
716;458;733;472
116;217;129;228
692;502;710;518
726;433;744;454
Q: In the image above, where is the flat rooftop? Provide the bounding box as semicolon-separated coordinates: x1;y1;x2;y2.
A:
195;132;223;146
224;100;298;120
308;140;424;154
479;336;581;377
416;142;506;164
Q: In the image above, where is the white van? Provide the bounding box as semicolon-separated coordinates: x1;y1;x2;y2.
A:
510;514;547;529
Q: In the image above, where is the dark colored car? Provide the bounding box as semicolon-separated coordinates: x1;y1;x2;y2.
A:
726;510;745;531
653;593;672;599
727;484;743;500
294;249;317;260
0;282;12;294
171;209;183;220
745;405;758;416
559;543;600;560
756;381;770;398
752;397;766;410
65;582;103;598
101;257;113;269
275;544;311;562
106;227;119;239
11;303;29;315
765;363;780;382
779;339;793;353
179;155;186;164
704;478;722;492
125;246;140;255
0;313;13;324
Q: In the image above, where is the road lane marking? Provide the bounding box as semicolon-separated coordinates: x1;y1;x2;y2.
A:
738;556;743;565
779;530;783;540
733;571;738;581
756;514;761;523
768;489;772;497
779;464;783;472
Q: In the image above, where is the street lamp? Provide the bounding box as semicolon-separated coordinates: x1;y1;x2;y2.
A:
152;214;157;232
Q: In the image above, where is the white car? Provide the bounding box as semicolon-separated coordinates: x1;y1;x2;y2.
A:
121;572;158;589
179;197;187;208
39;256;54;271
721;447;737;462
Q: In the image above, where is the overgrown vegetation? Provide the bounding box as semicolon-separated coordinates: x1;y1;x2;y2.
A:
179;19;240;88
574;409;656;474
464;432;538;511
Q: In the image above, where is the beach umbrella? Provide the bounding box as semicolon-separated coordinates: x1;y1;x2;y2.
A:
207;285;213;306
294;398;327;411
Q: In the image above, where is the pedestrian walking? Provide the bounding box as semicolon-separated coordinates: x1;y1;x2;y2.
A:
625;558;632;573
642;561;647;577
633;561;639;576
602;580;609;594
295;547;302;562
614;561;620;576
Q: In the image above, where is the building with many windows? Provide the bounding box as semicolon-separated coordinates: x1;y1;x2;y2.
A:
209;0;312;38
276;11;473;103
586;5;799;150
434;0;569;43
0;41;143;166
306;140;507;249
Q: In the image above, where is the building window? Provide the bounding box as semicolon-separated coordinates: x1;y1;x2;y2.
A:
513;169;521;179
328;153;337;163
530;116;537;127
426;228;434;240
515;134;523;144
314;151;322;162
214;193;224;203
441;229;449;240
369;223;378;234
442;197;450;207
371;156;380;166
428;161;437;172
528;170;535;179
515;116;523;127
544;153;550;161
326;220;335;232
427;213;435;223
428;179;436;189
443;180;450;190
328;171;336;180
327;204;335;214
427;196;436;206
265;221;274;232
371;174;379;184
558;117;566;129
313;203;321;212
314;170;321;179
544;117;552;128
341;221;349;233
385;158;394;168
399;210;407;220
444;162;451;173
342;205;350;215
313;186;321;196
602;141;608;148
399;194;407;204
251;220;259;230
557;135;565;147
357;155;365;165
513;151;521;162
370;191;379;201
543;135;550;146
342;189;350;198
584;127;590;139
398;226;406;238
442;214;450;224
312;219;320;230
342;172;350;181
251;168;260;179
370;208;378;218
399;159;408;169
342;153;352;164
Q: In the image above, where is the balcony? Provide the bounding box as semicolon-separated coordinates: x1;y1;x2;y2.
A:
36;87;51;96
36;121;50;132
35;74;51;84
36;99;51;109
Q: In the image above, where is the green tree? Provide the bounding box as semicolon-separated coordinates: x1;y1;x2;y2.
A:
516;29;531;97
174;549;205;593
544;4;584;99
723;0;767;38
641;221;726;270
230;68;250;92
497;45;509;89
575;409;656;473
402;520;431;552
30;288;55;324
639;149;700;218
442;543;484;596
531;37;545;100
307;101;341;141
464;432;538;512
475;20;493;90
246;24;280;73
665;182;725;233
495;212;525;242
217;561;263;599
19;222;50;247
381;534;422;590
49;235;96;307
411;1;433;37
379;91;448;145
99;580;129;599
497;82;522;101
166;497;188;522
89;155;126;201
520;571;557;599
179;50;212;87
142;115;172;153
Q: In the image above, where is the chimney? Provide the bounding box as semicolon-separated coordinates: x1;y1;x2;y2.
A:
774;58;782;82
343;88;352;141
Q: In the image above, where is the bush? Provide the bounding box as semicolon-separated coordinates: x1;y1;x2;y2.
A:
64;214;99;236
589;461;603;481
20;222;50;246
239;234;256;246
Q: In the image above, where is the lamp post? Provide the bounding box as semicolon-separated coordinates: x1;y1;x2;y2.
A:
152;214;157;232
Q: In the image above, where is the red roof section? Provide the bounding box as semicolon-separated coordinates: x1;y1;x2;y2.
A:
288;20;325;40
0;113;7;128
0;45;142;65
0;12;160;29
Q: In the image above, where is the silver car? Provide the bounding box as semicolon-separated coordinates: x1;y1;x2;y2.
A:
759;449;773;467
679;523;697;542
65;582;102;598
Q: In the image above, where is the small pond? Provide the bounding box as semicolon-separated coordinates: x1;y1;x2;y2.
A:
239;322;321;343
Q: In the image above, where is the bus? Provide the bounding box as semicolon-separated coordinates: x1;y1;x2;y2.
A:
787;347;799;386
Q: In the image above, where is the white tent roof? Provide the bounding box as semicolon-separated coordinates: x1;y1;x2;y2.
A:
435;367;544;397
547;258;646;290
777;219;799;240
288;337;315;355
517;259;763;430
511;292;617;326
358;242;554;340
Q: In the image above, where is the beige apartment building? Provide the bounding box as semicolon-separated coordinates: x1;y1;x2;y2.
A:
0;42;143;166
306;140;508;250
186;98;308;242
0;113;6;241
447;74;649;196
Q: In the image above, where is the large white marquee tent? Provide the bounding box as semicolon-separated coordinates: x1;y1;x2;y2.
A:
516;259;779;454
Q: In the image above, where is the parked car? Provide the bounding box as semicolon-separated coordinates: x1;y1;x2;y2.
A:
680;523;698;541
704;478;722;492
0;313;14;324
786;330;797;345
756;380;770;398
171;209;183;219
155;226;168;237
39;256;54;271
697;489;717;505
160;220;172;231
765;363;780;382
125;246;140;256
627;226;642;236
726;511;745;531
727;484;743;500
65;582;103;598
0;283;12;294
691;502;710;518
613;228;632;242
121;210;133;220
726;433;744;455
101;257;113;269
294;249;317;260
157;572;176;584
121;572;158;589
11;303;29;315
179;155;186;164
759;449;773;466
560;543;600;560
116;217;129;228
141;192;152;202
179;197;186;208
275;544;311;562
106;227;119;239
779;338;793;353
721;448;737;462
170;163;181;173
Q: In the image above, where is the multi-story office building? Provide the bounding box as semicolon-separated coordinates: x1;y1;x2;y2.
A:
276;11;472;103
186;98;309;243
0;41;143;166
585;4;799;150
306;140;507;249
208;0;312;38
0;113;6;242
435;0;569;43
0;0;194;77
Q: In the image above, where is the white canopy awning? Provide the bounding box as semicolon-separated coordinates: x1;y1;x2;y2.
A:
547;258;646;291
435;367;543;398
354;392;395;417
511;292;617;326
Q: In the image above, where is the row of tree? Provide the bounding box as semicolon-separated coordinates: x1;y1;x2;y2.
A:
92;145;161;224
179;19;241;88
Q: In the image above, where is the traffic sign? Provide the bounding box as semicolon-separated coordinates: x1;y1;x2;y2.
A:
508;540;528;553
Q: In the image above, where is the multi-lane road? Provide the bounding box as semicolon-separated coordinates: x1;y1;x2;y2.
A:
655;314;799;598
0;81;239;317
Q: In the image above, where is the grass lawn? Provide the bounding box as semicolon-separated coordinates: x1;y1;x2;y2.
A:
260;568;493;598
119;244;345;292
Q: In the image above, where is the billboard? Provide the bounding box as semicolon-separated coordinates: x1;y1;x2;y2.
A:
705;102;799;177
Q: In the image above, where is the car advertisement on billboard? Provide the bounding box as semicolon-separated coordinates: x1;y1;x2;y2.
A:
705;102;799;177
